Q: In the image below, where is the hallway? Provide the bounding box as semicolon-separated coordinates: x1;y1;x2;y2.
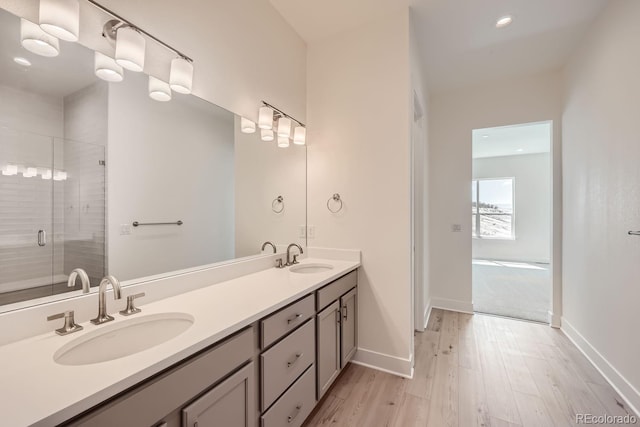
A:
304;309;635;426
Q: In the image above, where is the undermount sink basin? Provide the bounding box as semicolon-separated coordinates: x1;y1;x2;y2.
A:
289;263;334;274
53;312;194;366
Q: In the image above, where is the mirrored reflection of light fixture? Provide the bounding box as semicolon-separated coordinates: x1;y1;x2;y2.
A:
241;117;256;134
2;164;18;176
53;170;67;181
277;135;290;148
94;52;124;82
115;26;145;72
258;107;274;130
277;117;292;138
293;126;306;145
170;57;193;94
23;167;38;178
21;19;60;57
39;0;79;42
41;169;52;180
148;76;172;102
261;129;274;142
14;57;32;67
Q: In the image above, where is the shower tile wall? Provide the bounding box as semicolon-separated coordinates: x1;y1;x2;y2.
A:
62;82;108;284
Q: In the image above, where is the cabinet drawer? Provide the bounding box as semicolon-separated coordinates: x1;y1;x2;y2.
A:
260;319;315;411
261;294;314;349
65;326;256;427
316;270;357;311
261;366;315;427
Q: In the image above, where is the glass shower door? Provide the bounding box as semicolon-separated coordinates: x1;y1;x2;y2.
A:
0;128;55;306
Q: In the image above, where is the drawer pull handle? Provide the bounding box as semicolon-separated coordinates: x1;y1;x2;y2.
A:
342;305;348;320
288;404;303;423
287;313;303;324
287;353;303;368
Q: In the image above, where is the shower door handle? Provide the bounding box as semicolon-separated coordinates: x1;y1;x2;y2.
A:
37;230;46;247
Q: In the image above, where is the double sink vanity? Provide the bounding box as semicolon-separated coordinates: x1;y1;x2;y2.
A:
0;253;360;427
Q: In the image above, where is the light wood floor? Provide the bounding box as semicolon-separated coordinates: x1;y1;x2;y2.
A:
303;309;635;427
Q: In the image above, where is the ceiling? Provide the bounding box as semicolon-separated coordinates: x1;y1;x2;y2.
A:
472;122;551;159
270;0;609;93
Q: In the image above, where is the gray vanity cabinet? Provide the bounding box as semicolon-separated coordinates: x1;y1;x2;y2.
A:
182;362;254;427
340;287;357;366
316;300;341;399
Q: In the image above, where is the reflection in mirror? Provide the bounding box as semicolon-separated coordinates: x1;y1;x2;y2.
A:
0;5;306;311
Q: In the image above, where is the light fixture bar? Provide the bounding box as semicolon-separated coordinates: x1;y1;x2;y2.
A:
86;0;193;63
261;101;305;128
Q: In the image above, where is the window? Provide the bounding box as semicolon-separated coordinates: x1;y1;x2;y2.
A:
472;178;514;239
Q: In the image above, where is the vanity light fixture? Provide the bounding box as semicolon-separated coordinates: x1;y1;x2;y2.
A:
1;164;18;176
241;117;256;134
496;15;513;28
148;76;172;102
258;106;275;130
53;170;68;181
21;19;60;57
41;169;52;180
94;52;124;82
261;129;275;142
293;126;306;145
277;135;290;148
23;167;38;178
39;0;80;42
277;117;292;139
115;26;145;72
13;57;32;67
170;57;194;94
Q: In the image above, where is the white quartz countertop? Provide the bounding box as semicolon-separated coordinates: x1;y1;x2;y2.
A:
0;258;359;427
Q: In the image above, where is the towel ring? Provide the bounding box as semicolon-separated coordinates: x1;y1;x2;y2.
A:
272;195;284;213
327;193;343;213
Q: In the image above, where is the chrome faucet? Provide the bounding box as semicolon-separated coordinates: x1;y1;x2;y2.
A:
90;275;122;325
67;268;91;293
286;243;304;266
261;241;277;254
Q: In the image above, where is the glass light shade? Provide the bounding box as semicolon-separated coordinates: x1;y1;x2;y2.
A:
39;0;79;42
258;107;274;130
261;129;274;142
21;19;60;57
53;170;67;181
2;164;18;176
23;167;38;178
115;26;145;72
277;135;290;148
293;126;306;145
41;169;52;180
240;117;256;134
94;52;124;82
277;117;292;138
170;57;193;94
148;76;172;102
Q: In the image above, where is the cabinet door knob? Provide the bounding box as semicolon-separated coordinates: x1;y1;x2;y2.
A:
287;353;303;368
287;313;302;324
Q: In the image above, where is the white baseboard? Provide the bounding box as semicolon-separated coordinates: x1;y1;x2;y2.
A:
351;347;414;379
548;310;561;328
561;317;640;417
430;297;474;314
424;299;432;329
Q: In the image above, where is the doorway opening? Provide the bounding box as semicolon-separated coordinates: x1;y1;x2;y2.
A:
471;122;552;323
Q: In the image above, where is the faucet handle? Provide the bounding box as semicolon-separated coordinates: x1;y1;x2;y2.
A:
47;310;83;336
275;258;285;269
119;292;145;316
292;254;300;265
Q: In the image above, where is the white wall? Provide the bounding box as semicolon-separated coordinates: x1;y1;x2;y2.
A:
473;153;551;263
0;84;63;137
99;0;307;122
234;116;307;257
429;70;563;318
108;73;235;281
307;9;414;376
562;0;640;414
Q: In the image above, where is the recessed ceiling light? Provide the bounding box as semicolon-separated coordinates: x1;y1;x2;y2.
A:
516;148;524;152
482;134;489;139
496;15;513;29
14;57;32;67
